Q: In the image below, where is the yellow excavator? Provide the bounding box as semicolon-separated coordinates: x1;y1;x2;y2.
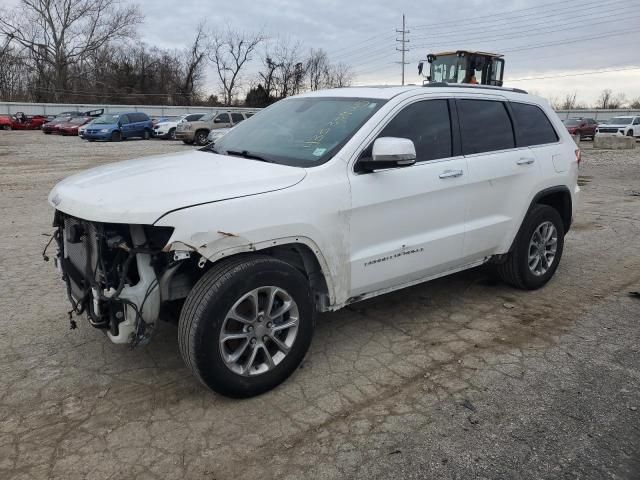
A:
418;50;505;86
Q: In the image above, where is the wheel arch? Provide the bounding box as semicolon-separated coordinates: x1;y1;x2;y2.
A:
167;237;336;311
508;185;572;253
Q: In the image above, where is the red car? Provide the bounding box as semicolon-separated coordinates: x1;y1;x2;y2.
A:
0;114;12;130
56;117;92;136
563;117;598;140
8;112;49;130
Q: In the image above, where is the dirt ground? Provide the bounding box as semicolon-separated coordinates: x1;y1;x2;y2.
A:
0;131;639;480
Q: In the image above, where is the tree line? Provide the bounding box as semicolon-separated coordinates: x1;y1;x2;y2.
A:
548;90;640;110
0;0;353;107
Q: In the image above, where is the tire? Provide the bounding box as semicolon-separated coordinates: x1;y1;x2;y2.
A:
143;129;151;140
194;130;209;146
182;139;193;145
1;125;10;131
169;128;176;140
43;131;51;134
496;204;565;290
111;131;121;142
626;130;634;137
179;255;315;398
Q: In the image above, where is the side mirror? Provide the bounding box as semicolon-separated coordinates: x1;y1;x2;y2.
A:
358;137;416;172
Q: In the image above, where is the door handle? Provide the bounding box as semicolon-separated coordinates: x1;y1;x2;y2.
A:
517;158;535;165
439;169;463;179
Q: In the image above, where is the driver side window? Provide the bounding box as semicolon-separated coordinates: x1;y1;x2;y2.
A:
376;99;452;162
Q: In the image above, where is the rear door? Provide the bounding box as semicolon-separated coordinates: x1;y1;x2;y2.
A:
230;113;245;126
455;96;542;260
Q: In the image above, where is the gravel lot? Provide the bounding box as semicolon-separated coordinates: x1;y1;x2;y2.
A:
0;131;639;480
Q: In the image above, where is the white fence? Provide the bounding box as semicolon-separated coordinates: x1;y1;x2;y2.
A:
0;101;260;116
555;109;640;121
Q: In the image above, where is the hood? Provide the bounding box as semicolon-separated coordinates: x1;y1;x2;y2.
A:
601;123;629;128
87;123;117;129
49;151;307;224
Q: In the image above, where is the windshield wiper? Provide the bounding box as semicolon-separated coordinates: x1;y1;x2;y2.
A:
225;150;275;163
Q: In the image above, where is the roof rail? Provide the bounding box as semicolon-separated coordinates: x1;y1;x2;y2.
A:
424;82;528;95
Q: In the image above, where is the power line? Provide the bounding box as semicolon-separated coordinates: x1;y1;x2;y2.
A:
507;66;640;82
395;14;409;85
410;0;617;29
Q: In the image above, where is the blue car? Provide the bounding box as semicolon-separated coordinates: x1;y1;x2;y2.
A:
83;112;153;141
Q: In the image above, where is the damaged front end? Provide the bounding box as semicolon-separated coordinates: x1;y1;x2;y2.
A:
49;211;180;346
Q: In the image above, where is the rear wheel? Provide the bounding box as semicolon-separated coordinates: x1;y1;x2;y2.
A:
1;125;10;131
496;204;565;290
179;256;315;398
182;139;193;145
111;131;121;142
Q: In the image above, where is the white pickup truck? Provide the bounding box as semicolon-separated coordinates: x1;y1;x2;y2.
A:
48;84;579;397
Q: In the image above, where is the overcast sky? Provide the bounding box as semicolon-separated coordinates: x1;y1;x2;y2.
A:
7;0;640;104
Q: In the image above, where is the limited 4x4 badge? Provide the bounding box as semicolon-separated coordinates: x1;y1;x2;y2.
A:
364;247;425;267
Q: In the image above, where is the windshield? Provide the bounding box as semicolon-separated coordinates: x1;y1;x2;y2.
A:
200;113;215;122
211;97;385;167
564;119;580;126
607;116;632;125
430;55;460;83
93;114;120;125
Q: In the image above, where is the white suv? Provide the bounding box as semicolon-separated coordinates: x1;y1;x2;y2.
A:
595;115;640;138
153;113;205;140
48;85;580;397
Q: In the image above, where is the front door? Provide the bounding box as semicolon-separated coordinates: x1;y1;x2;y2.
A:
348;98;468;297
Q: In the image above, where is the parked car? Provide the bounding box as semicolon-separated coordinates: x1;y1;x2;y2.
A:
48;85;579;397
562;117;597;140
0;114;12;130
151;115;178;127
56;117;93;136
78;120;95;138
83;112;153;141
206;127;232;144
595;116;640;138
176;111;249;145
42;112;84;134
10;112;49;130
154;113;205;140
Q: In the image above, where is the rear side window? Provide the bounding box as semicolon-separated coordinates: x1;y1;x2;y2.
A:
510;102;558;146
457;99;515;154
378;99;452;161
231;113;244;124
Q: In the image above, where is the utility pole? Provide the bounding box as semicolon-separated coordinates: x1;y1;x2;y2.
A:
396;14;410;85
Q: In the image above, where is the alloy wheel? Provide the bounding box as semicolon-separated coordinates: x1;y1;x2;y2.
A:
219;286;299;376
528;221;558;276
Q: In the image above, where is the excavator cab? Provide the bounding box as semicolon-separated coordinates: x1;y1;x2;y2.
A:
418;51;505;86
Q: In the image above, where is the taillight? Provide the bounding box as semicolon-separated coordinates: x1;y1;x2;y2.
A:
575;149;581;165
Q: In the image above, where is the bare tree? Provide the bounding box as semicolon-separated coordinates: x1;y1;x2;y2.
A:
306;48;329;91
210;27;264;105
325;62;353;89
630;97;640;109
178;22;208;105
560;92;577;110
0;0;142;101
598;89;613;109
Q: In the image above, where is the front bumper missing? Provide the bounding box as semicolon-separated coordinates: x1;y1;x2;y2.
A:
53;213;162;345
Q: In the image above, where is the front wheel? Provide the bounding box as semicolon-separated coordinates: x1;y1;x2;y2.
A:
169;127;176;140
111;131;121;142
496;204;565;290
143;129;151;140
179;256;315;397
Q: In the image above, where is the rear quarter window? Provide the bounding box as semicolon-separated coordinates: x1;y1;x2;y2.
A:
457;99;515;155
510;102;559;146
